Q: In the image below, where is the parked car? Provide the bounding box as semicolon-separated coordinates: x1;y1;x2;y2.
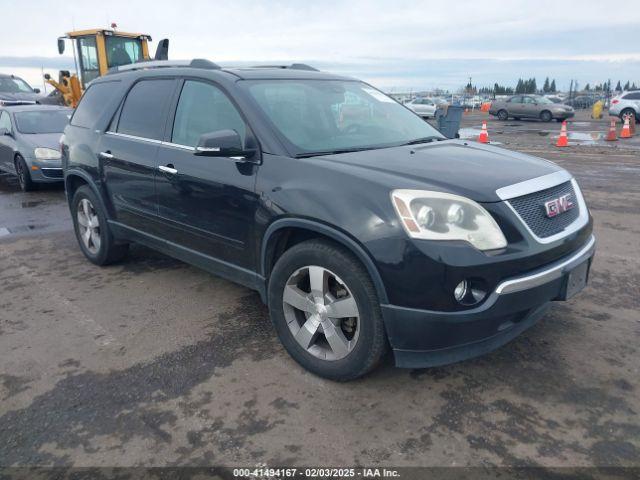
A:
564;95;596;109
406;97;437;117
0;104;71;191
0;74;43;105
609;90;640;122
62;60;595;380
544;95;564;104
489;94;574;122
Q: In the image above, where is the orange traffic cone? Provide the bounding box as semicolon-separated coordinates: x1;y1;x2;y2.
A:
556;121;569;147
620;117;632;138
605;119;617;141
478;121;489;143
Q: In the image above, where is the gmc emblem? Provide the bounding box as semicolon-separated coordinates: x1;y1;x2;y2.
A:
544;193;574;218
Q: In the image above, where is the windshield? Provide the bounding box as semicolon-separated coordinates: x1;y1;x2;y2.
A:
244;80;444;156
15;110;70;134
105;36;144;68
0;76;34;93
536;96;553;104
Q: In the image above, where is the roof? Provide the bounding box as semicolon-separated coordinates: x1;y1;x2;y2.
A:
1;104;72;113
64;28;150;40
104;59;353;82
223;67;352;81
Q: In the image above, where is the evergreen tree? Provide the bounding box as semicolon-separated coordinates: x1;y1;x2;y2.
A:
550;79;556;92
624;81;630;90
632;83;638;90
615;81;622;91
543;77;550;93
584;83;590;91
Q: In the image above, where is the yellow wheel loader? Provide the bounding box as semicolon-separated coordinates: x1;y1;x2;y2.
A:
44;28;169;107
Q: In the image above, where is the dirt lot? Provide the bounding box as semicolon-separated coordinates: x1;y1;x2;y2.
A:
1;110;639;471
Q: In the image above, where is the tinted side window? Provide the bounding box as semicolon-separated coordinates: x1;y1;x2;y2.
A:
117;79;175;140
509;96;523;103
172;81;246;147
71;81;121;128
624;92;640;100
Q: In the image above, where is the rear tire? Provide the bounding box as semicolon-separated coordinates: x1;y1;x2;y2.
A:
71;185;128;266
497;110;508;121
268;239;388;381
540;110;552;122
15;155;34;192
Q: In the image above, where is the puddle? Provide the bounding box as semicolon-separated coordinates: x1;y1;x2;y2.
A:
0;227;9;237
457;128;502;144
2;224;51;234
21;200;44;209
549;131;607;145
571;122;591;127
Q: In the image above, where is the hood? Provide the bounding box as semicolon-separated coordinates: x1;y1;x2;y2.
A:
314;140;562;203
0;91;43;103
21;133;62;151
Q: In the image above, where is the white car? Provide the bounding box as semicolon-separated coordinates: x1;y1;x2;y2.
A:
609;91;640;122
406;97;437;118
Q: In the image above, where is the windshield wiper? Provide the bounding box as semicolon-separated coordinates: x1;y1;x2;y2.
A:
401;136;443;146
295;146;380;158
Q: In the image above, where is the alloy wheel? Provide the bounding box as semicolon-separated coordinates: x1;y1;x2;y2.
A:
16;160;25;190
77;198;101;255
282;265;360;361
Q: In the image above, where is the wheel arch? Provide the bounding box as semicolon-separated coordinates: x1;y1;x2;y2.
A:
64;169;112;221
261;218;389;304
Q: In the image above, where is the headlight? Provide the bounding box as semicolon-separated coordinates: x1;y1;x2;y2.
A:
391;189;507;251
34;147;61;160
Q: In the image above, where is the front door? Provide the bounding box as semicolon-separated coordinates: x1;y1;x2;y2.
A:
100;78;177;233
155;79;259;270
522;96;538;117
0;111;15;173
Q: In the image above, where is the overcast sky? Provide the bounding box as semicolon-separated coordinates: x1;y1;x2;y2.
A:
1;0;639;91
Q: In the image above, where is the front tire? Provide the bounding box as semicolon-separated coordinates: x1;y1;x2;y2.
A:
497;110;508;121
72;185;128;265
620;108;637;123
15;155;34;192
268;240;388;381
540;110;552;122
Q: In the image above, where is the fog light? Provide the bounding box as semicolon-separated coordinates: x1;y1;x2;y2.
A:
454;280;468;302
454;279;487;306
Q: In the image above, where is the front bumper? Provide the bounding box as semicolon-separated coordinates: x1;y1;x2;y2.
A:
382;235;595;368
554;111;575;119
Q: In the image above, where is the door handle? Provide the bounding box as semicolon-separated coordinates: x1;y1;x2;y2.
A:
99;151;114;160
158;164;178;174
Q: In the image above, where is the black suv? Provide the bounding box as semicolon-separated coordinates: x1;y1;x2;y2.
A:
61;60;595;380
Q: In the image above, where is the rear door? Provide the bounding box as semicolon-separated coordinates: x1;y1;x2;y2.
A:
154;79;259;269
507;96;524;116
99;78;178;231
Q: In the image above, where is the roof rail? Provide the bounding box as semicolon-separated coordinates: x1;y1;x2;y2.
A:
250;63;319;72
107;58;221;74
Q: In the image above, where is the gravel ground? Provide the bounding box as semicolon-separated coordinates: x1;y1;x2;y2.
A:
0;110;638;472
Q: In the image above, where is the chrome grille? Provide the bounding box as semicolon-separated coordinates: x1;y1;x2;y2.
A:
508;181;580;238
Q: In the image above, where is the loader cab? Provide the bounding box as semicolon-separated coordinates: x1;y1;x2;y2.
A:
59;29;151;88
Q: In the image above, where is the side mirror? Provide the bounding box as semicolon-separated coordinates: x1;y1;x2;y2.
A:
57;38;65;55
0;128;12;137
195;130;256;159
154;38;169;60
33;88;41;94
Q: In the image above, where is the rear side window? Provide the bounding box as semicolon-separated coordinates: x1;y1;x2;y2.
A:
117;79;175;140
171;80;246;147
71;81;121;128
624;92;640;100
